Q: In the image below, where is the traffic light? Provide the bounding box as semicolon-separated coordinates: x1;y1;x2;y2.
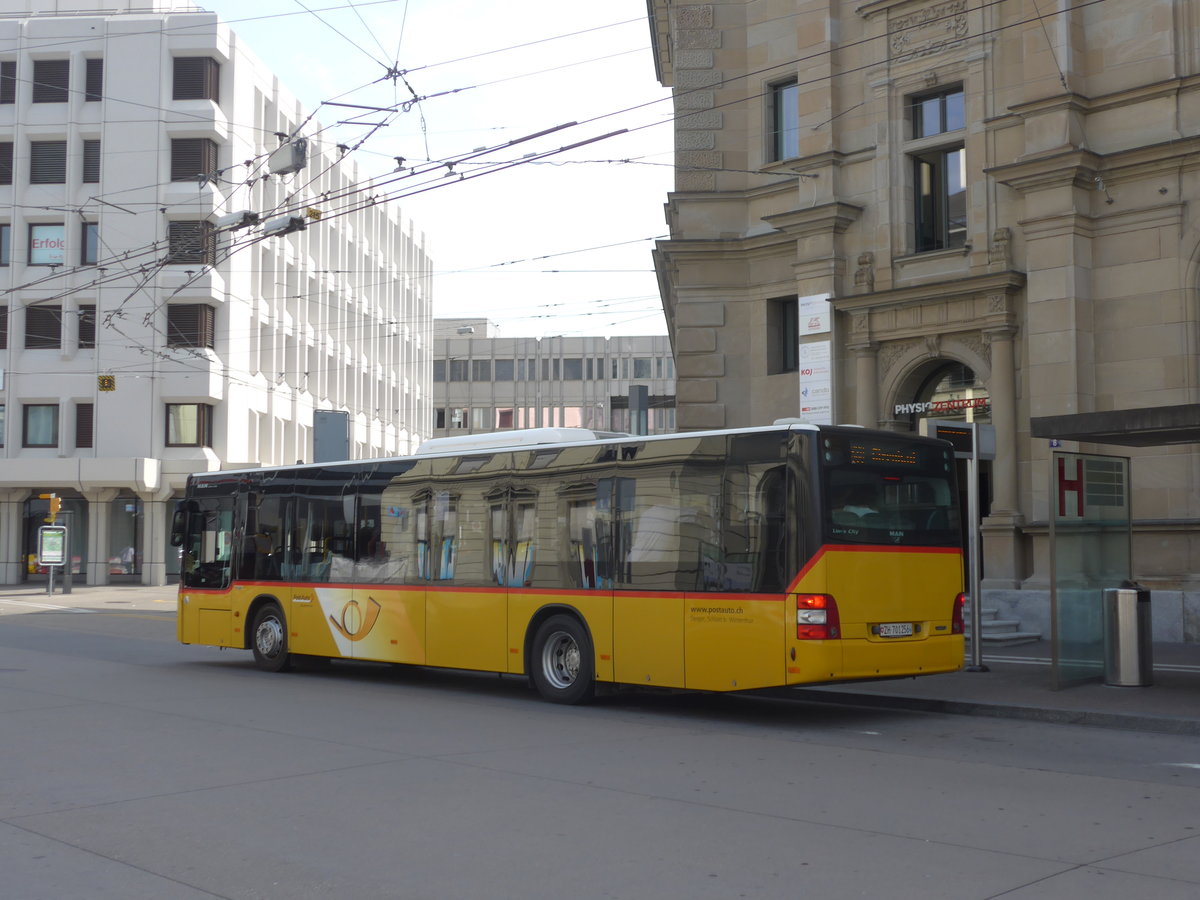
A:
39;493;61;523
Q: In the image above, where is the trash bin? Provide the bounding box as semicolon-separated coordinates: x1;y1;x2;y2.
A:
1103;585;1152;686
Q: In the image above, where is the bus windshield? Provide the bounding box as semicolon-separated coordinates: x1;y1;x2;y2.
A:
820;432;960;547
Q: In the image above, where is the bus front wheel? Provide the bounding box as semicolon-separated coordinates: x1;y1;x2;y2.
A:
251;602;291;673
530;614;595;705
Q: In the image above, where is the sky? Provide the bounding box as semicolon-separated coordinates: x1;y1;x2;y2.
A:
200;0;675;339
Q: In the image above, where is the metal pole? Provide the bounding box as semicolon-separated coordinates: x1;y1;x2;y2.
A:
61;522;72;594
965;445;989;672
47;563;55;596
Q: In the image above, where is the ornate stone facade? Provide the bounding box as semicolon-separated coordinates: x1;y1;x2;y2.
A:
648;0;1200;638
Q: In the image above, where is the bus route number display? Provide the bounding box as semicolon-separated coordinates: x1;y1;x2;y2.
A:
38;526;67;566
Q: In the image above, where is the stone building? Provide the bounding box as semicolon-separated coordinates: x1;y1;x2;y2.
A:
647;0;1200;638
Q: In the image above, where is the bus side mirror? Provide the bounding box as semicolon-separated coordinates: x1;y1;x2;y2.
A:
170;508;187;547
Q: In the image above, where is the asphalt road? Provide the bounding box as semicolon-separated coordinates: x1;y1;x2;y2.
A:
2;600;1199;899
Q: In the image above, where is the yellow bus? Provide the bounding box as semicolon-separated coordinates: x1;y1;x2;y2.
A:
174;423;964;703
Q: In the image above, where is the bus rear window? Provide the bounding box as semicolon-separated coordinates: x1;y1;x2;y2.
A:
821;435;960;547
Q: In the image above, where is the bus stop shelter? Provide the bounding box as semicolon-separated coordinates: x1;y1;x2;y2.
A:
1030;403;1200;687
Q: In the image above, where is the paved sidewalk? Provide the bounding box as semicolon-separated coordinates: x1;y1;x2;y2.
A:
3;584;1198;733
790;640;1200;735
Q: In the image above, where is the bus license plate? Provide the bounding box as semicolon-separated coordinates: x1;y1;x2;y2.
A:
878;622;914;638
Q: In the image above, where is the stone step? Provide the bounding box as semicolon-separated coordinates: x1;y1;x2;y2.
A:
978;630;1043;647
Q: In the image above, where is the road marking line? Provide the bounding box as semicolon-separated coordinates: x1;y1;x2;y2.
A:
0;598;91;612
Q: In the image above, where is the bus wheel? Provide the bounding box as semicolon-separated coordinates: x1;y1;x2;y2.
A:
251;603;291;673
531;614;594;705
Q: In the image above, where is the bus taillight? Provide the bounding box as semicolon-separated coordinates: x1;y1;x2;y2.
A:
796;594;840;640
951;593;966;634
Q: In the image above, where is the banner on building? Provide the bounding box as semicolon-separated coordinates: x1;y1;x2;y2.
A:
798;340;832;424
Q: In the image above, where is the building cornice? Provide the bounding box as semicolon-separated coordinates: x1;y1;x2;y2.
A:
834;270;1025;318
761;201;863;238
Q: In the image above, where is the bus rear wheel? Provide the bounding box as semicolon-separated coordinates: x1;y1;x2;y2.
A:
530;614;594;705
251;602;291;672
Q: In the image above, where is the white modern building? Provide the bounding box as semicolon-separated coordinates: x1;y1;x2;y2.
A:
432;319;676;438
0;2;433;586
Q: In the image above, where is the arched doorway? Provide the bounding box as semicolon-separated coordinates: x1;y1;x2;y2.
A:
892;359;993;557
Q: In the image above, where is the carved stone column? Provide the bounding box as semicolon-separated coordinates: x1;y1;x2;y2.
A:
848;313;878;427
982;325;1024;589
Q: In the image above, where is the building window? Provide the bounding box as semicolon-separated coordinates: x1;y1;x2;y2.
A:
494;358;514;381
30;141;67;184
0;224;9;266
471;359;491;381
167;221;215;265
434;408;446;429
0;142;11;185
25;305;62;349
28;223;65;265
85;58;103;101
78;304;95;348
909;87;966;253
81;222;99;265
633;358;652;379
767;297;799;375
433;359;446;382
0;305;7;347
75;403;94;449
167;304;215;348
0;61;15;104
912;88;964;138
82;139;101;183
31;60;69;103
769;79;799;162
563;358;583;380
913;147;966;252
448;359;467;382
173;57;220;102
0;404;5;447
166;403;214;447
170;138;218;183
23;404;59;447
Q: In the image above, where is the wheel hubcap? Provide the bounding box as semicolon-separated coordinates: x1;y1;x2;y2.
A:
541;631;580;690
256;616;284;658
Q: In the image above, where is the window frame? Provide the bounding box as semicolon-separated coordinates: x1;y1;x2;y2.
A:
75;402;94;449
82;139;101;184
766;296;799;375
84;58;103;102
906;85;967;254
170;137;218;183
24;304;63;349
31;59;69;103
166;402;214;447
166;303;216;349
23;403;59;448
28;223;65;266
166;220;216;265
0;60;15;105
0;224;10;267
29;140;68;184
81;221;99;266
0;141;12;185
768;78;800;163
78;304;96;348
172;57;220;102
